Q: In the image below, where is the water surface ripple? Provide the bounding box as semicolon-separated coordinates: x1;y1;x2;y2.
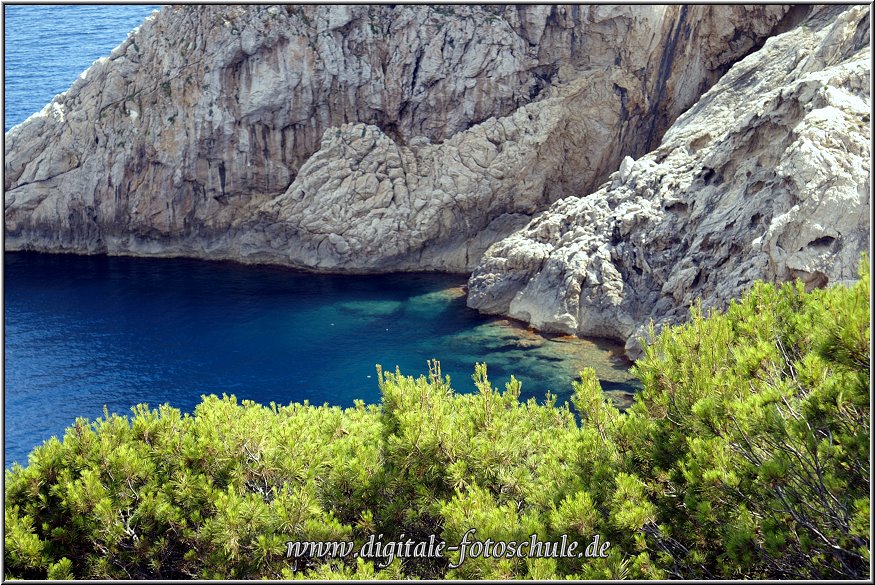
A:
5;5;160;132
4;253;639;467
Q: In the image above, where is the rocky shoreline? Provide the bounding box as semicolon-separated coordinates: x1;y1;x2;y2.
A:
4;5;870;357
468;5;871;357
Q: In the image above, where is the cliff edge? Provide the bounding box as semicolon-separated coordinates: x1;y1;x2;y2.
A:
6;5;868;358
468;5;871;357
6;5;789;271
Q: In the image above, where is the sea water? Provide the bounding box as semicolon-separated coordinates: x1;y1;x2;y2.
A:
4;254;638;467
3;6;638;468
5;5;160;131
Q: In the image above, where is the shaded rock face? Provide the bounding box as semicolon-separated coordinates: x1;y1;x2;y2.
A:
5;4;790;270
468;5;871;358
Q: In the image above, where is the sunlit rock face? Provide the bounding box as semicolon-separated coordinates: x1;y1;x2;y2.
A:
468;5;871;357
5;4;790;271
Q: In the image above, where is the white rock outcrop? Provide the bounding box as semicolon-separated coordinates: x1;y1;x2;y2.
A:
467;5;871;357
5;5;790;271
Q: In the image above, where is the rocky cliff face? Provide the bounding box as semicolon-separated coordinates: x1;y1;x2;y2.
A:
5;5;790;271
468;5;871;357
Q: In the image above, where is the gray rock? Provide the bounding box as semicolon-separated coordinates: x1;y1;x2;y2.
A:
5;5;789;272
468;5;871;358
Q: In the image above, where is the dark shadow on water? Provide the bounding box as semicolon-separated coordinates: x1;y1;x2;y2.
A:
600;379;643;394
4;252;641;467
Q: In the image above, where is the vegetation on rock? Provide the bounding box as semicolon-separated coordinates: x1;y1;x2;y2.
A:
4;262;870;579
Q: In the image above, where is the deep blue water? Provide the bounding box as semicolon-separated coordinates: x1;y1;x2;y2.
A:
3;5;637;468
4;253;638;468
4;4;160;132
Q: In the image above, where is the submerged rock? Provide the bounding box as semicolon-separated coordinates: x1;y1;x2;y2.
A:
5;5;789;271
468;5;871;358
8;5;866;361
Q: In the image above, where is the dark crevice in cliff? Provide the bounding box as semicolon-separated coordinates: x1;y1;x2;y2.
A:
642;6;688;156
771;4;812;36
410;47;424;93
851;9;870;51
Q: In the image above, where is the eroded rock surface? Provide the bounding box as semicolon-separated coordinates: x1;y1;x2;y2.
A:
468;5;871;357
5;5;790;270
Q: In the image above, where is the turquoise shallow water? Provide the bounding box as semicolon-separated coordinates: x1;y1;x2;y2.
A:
3;6;639;468
4;253;639;468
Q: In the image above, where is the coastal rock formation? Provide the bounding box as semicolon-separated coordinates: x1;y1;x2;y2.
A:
468;5;871;357
5;5;790;270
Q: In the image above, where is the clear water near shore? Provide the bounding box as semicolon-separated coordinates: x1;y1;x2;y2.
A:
4;253;639;468
3;6;639;468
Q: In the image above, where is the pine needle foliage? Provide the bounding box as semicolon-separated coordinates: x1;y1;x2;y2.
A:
5;262;869;579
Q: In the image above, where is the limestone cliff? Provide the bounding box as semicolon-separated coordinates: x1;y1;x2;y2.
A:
468;5;871;357
5;5;790;270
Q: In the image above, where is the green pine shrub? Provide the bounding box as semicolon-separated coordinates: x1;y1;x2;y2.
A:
4;261;869;579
